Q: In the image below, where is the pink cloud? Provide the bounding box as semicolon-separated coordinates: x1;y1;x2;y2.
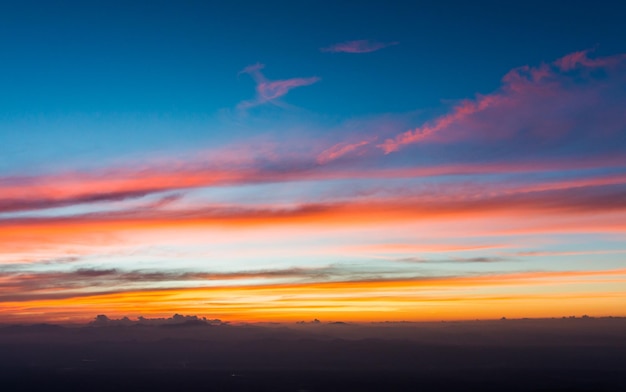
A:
2;149;625;215
378;95;501;153
238;63;320;109
238;62;265;76
316;139;372;164
554;49;626;71
3;176;626;232
256;78;320;101
378;50;626;153
321;40;398;54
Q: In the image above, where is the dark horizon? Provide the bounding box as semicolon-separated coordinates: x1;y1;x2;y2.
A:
3;316;626;391
2;312;625;325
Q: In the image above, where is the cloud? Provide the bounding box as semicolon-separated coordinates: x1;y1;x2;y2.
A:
554;49;626;71
379;95;498;153
345;243;510;254
90;313;223;326
238;62;265;76
0;157;488;215
238;63;320;109
0;266;341;301
6;150;623;219
379;50;626;153
3;181;625;229
0;157;290;214
516;249;626;257
396;256;509;264
316;139;373;164
3;266;626;323
2;57;626;218
256;78;321;102
321;40;398;53
0;188;158;214
1;179;625;268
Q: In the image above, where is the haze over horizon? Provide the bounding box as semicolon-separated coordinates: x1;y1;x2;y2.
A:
2;0;626;325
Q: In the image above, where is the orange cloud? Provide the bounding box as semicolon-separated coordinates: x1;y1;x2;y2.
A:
2;267;625;323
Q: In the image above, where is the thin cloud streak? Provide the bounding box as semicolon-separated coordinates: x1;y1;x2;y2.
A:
344;243;510;254
516;249;626;257
321;40;398;53
316;139;373;164
4;266;626;299
0;266;339;297
394;256;509;264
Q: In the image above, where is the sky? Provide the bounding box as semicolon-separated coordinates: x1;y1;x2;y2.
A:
1;0;626;323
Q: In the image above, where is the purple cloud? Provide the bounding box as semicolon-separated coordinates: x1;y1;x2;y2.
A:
321;40;398;54
238;63;320;109
379;50;626;153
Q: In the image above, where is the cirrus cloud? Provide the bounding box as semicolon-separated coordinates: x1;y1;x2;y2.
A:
238;63;320;109
321;40;399;53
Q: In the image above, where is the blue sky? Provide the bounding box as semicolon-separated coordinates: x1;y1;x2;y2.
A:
3;1;625;114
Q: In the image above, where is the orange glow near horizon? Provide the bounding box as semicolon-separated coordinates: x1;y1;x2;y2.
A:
3;268;626;324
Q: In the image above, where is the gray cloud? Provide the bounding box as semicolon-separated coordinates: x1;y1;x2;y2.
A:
396;256;509;264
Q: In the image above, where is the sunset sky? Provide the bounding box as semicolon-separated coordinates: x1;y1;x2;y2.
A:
1;1;626;323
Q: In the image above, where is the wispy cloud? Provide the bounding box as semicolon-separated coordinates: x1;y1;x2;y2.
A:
379;50;626;153
554;49;626;71
345;243;510;254
316;139;373;164
395;256;509;264
321;40;398;53
238;63;320;109
0;266;338;299
516;249;626;257
0;188;160;214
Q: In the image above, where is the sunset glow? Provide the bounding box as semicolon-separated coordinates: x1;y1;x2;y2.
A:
1;2;625;325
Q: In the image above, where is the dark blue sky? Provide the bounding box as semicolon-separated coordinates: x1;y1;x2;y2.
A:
3;0;625;172
1;0;625;117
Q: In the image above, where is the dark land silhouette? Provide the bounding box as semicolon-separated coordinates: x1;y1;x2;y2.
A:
1;315;625;391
